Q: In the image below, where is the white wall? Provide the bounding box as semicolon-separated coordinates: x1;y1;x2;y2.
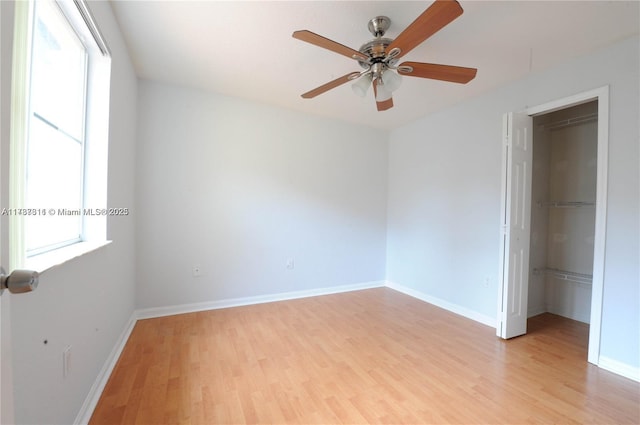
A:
135;81;388;310
528;118;551;318
7;2;138;424
387;36;639;370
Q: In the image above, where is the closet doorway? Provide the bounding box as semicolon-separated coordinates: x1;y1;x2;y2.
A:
498;87;609;365
528;101;597;330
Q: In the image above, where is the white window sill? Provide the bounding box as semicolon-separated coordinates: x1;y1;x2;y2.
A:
26;240;112;273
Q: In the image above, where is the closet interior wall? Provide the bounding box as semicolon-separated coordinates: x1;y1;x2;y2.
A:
529;101;598;324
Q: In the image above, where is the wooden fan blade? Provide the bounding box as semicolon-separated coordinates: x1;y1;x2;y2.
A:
293;30;368;62
373;79;394;111
376;96;394;111
301;72;360;99
398;62;477;84
387;0;463;59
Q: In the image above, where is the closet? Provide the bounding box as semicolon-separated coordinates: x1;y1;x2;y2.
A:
528;101;598;324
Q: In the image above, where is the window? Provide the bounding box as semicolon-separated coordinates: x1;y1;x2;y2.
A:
9;0;111;270
26;0;88;254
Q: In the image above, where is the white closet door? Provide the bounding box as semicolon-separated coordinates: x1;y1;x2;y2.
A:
497;112;533;339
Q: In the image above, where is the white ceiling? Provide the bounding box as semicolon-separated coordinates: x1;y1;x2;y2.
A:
109;1;639;130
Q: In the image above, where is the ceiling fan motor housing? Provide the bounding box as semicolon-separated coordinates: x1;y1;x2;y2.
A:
357;16;399;74
357;37;393;68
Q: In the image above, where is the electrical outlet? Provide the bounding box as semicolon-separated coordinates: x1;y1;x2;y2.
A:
192;265;202;277
286;258;294;270
483;276;490;288
63;346;71;379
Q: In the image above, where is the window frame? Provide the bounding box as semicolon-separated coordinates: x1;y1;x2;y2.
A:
9;0;112;272
25;0;90;256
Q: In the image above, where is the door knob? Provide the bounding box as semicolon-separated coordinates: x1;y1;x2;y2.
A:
0;267;39;294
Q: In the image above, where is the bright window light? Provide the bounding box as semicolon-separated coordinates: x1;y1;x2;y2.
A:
25;0;88;255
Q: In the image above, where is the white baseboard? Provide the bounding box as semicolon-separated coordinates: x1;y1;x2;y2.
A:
74;312;137;425
136;280;387;320
598;356;640;382
385;280;497;328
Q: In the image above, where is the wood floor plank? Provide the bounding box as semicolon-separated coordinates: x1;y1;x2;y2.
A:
90;288;640;424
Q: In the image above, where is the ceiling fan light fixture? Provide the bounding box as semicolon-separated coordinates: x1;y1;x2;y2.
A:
352;73;372;97
381;69;402;92
375;79;392;102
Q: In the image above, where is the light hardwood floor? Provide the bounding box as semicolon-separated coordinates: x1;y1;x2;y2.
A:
90;288;639;424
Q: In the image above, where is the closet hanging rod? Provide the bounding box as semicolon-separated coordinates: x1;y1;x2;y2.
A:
537;112;598;131
537;201;595;208
533;267;593;285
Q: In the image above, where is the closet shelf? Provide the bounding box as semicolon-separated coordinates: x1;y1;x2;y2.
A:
537;112;598;131
537;201;595;208
533;267;592;285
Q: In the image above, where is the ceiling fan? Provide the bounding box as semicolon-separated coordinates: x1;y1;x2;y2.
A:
292;0;477;111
